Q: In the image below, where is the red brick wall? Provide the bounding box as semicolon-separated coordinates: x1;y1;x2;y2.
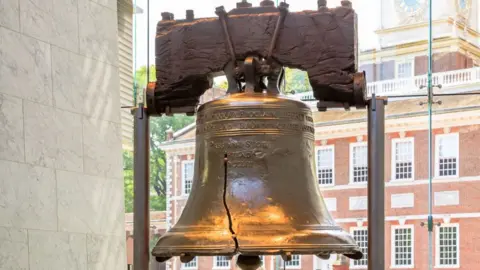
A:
166;123;480;270
362;52;475;82
416;52;475;75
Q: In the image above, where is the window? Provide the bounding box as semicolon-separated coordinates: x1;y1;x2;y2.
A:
316;146;334;186
214;256;231;269
392;225;414;268
436;224;459;267
436;134;459;177
182;160;194;195
350;143;368;183
283;255;301;269
182;257;197;269
392;138;414;181
396;60;414;78
352;228;368;268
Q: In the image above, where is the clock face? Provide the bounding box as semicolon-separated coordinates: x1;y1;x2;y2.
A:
399;0;423;13
398;0;426;14
456;0;471;18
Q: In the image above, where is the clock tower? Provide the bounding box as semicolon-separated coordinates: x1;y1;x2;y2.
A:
359;0;480;83
376;0;479;47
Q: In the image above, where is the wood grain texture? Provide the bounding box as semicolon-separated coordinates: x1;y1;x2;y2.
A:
150;6;359;113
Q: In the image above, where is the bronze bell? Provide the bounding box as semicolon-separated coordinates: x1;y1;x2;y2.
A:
152;92;363;268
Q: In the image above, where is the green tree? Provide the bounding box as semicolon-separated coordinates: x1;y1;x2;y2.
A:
123;150;134;213
135;64;156;89
124;65;195;213
284;68;312;94
149;115;195;211
214;80;228;90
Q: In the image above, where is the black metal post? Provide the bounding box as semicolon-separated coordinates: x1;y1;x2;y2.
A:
367;96;386;270
133;103;150;270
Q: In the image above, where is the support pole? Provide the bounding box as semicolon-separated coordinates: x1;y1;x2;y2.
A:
133;103;150;270
367;96;386;270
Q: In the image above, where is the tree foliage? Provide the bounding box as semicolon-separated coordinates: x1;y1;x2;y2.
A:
284;68;312;94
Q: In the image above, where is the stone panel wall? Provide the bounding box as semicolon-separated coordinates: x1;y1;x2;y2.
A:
0;0;125;269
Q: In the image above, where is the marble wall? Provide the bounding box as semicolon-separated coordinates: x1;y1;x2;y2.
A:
0;0;126;269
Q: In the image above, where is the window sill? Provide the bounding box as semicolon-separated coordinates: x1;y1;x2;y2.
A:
348;181;368;186
434;175;460;180
350;266;368;269
390;265;414;269
434;265;459;269
390;178;415;183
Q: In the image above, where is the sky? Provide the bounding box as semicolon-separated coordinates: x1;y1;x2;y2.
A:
132;0;380;72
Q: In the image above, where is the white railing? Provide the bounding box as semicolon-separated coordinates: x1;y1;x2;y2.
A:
292;67;480;102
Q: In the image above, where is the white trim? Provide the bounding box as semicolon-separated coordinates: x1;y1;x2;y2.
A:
349;142;368;184
213;256;231;269
283;255;301;269
181;160;195;196
391;193;415;209
435;133;460;179
350;226;368;269
434;190;460;207
314;110;480;141
315;145;335;187
160;142;195;152
318;175;480;191
181;257;198;270
333;212;480;224
391;137;415;182
435;223;460;268
391;224;415;269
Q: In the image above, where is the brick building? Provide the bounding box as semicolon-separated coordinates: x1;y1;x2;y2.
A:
155;1;480;269
125;211;168;270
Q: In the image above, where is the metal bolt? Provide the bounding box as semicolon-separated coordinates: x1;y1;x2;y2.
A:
279;2;289;9
237;0;252;8
186;10;194;21
341;0;352;8
161;12;171;21
260;0;275;7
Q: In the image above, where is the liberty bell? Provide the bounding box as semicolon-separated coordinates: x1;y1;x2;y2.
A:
152;58;363;269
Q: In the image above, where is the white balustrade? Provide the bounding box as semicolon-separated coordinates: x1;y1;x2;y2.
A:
291;67;480;102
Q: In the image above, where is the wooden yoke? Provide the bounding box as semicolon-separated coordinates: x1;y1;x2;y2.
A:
147;0;366;116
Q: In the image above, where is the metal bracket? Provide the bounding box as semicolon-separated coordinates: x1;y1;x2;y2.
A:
216;6;237;66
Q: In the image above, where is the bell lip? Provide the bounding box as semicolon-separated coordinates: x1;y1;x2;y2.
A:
152;249;363;260
152;245;363;259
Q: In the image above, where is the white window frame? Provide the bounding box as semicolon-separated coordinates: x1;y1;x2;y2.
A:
395;59;415;79
349;142;368;184
391;138;415;181
284;255;301;269
435;223;460;268
435;133;460;179
181;160;195;196
350;227;368;269
391;224;415;269
182;257;198;269
213;256;231;269
315;145;335;187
